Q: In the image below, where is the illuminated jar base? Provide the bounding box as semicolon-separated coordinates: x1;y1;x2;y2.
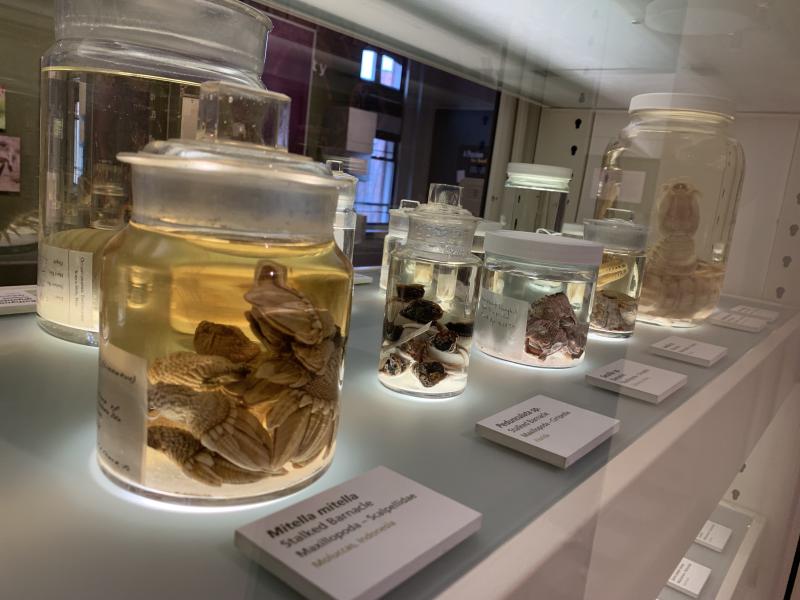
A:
36;316;100;346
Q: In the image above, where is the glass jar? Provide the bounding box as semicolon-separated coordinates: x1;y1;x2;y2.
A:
499;163;572;233
475;231;602;368
326;160;358;264
584;219;647;338
37;0;271;345
97;83;352;505
378;184;480;398
471;219;502;257
594;93;745;327
379;199;420;290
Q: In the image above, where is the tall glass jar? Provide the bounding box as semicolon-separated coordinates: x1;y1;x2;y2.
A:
499;163;572;233
584;219;647;338
326;160;358;264
594;93;745;327
37;0;271;345
475;231;602;368
378;184;480;398
379;199;420;290
97;83;352;505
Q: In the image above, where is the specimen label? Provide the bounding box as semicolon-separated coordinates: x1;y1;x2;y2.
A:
0;285;36;315
729;304;779;323
474;288;530;361
585;359;687;404
37;243;96;329
666;557;711;598
235;466;481;600
695;520;732;553
708;311;767;333
650;336;728;367
475;395;620;468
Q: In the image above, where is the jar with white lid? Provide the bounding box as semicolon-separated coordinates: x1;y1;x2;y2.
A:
378;184;480;398
475;231;602;368
98;82;352;505
37;0;272;346
379;199;421;289
594;93;745;327
500;163;572;233
584;219;648;338
326;160;358;264
471;219;503;257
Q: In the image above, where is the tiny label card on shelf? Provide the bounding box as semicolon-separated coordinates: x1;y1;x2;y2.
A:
0;285;37;316
708;311;766;333
650;336;728;367
666;557;711;598
235;466;481;600
695;520;732;553
585;359;687;404
475;395;620;469
730;304;779;323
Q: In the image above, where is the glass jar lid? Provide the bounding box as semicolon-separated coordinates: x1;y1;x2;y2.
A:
507;163;572;192
387;199;421;232
326;160;358;211
406;184;478;257
628;93;735;118
485;230;603;267
583;218;648;252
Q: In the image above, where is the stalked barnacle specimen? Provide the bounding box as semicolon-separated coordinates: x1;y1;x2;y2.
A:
445;321;473;338
413;361;447;388
525;292;587;361
383;319;403;342
400;298;444;324
431;328;458;352
396;283;425;301
194;321;261;363
379;352;409;376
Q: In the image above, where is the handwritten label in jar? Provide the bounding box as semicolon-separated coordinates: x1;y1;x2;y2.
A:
97;341;148;482
475;288;529;360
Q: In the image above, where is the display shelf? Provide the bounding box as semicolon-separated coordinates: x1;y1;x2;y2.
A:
0;270;798;600
658;502;765;600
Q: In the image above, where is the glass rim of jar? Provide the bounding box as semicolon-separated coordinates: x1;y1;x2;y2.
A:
629;107;734;122
484;249;600;272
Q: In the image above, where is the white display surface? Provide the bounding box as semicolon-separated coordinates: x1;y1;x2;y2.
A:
0;270;797;600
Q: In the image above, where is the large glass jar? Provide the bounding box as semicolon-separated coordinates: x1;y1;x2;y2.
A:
379;199;420;290
584;219;648;338
594;93;745;327
475;231;602;368
499;163;572;233
37;0;271;345
97;83;352;505
378;184;480;398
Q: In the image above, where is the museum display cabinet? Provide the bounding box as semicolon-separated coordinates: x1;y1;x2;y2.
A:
1;0;799;599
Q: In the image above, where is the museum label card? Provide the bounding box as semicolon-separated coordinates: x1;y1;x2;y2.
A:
650;336;728;367
585;359;687;404
475;395;620;468
695;520;732;553
0;285;36;315
235;466;481;600
730;304;779;323
666;557;711;598
709;311;766;333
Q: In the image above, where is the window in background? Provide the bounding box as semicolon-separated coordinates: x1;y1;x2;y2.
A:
360;49;377;81
355;137;395;224
380;55;402;90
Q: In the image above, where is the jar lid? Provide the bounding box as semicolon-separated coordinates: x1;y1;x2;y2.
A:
507;163;573;181
326;160;358;211
388;199;421;231
583;218;647;251
474;219;503;237
485;230;603;267
629;93;735;118
406;184;478;257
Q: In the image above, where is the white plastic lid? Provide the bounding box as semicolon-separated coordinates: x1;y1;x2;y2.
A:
485;230;603;267
474;219;503;237
507;163;572;181
628;93;735;118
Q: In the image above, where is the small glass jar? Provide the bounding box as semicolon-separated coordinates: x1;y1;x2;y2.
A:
326;160;358;264
97;83;352;505
379;199;420;290
471;219;502;257
37;0;271;346
378;184;480;398
594;93;745;327
584;219;647;338
475;231;602;368
499;163;572;233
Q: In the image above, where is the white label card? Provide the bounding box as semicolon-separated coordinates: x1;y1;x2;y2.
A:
709;311;766;333
666;557;711;598
585;359;687;404
235;466;481;600
695;520;732;553
730;304;779;323
650;336;728;367
476;395;620;468
0;286;37;315
37;243;97;330
474;288;529;361
97;341;148;482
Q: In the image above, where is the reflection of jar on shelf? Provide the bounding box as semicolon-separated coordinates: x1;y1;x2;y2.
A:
379;199;420;290
378;184;480;398
594;93;745;327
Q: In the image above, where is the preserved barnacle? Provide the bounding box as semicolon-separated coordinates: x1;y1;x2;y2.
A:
413;361;447;387
400;298;444;323
194;321;261;363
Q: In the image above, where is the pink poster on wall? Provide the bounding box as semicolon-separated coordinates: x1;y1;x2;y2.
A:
0;135;20;192
262;14;315;156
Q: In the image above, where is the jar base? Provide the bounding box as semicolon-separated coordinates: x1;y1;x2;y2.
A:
589;327;633;339
378;377;464;399
36;315;99;346
636;315;700;328
97;454;333;507
477;345;585;369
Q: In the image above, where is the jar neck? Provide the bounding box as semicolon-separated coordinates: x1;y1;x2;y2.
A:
629;109;733;134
